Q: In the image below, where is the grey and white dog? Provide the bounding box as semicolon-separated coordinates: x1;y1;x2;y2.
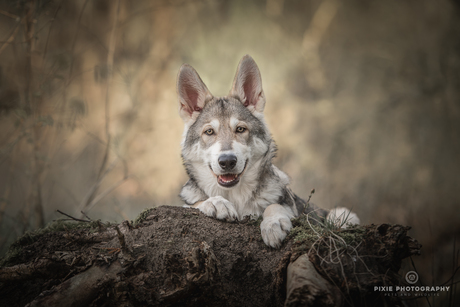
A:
176;55;359;248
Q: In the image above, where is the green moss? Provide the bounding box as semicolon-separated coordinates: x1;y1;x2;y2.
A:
0;245;23;268
133;207;156;226
0;219;112;267
290;223;324;245
335;225;366;245
18;219;97;243
246;215;263;227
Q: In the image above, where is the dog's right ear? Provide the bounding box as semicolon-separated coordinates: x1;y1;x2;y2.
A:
177;64;213;122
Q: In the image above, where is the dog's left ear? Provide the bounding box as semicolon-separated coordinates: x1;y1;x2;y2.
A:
229;55;266;114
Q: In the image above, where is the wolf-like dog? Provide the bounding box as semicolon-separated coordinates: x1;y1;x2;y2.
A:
176;55;359;248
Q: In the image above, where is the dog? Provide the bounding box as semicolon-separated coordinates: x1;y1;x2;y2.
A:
176;55;359;248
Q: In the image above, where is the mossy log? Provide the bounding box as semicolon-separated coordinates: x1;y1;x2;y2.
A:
0;206;421;307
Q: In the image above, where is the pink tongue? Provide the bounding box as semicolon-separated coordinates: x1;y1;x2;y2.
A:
220;174;235;181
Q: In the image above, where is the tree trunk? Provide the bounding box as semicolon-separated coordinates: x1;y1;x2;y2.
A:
0;206;421;307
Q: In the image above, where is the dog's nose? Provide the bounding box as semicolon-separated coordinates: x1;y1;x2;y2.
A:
218;154;237;170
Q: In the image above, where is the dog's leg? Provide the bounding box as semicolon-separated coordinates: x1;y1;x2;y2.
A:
326;207;360;228
260;204;294;248
186;196;239;222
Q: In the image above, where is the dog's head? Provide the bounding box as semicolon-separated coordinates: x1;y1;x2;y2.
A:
177;55;272;190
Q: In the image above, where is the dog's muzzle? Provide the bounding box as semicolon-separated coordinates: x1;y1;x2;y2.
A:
214;154;247;188
218;154;237;170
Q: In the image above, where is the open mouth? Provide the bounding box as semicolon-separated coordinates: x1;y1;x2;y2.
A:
218;173;241;187
212;160;248;188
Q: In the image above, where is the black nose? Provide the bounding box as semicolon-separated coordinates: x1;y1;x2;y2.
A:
218;154;237;170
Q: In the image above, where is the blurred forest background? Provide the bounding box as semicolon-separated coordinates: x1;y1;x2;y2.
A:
0;0;459;304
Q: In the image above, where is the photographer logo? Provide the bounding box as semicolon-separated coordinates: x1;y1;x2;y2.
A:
405;271;419;284
374;270;450;297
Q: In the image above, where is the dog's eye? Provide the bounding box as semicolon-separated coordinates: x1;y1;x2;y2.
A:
236;126;246;133
204;129;214;135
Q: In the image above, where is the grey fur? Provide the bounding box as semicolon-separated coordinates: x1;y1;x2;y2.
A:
179;93;327;221
176;55;357;248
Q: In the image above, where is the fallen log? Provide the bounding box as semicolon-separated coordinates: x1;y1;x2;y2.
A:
0;206;421;306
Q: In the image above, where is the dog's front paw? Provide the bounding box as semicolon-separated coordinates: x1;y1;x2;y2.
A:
196;196;238;222
260;214;292;249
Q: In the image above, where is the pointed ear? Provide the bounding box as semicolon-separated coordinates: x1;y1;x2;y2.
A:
177;64;213;122
229;55;265;113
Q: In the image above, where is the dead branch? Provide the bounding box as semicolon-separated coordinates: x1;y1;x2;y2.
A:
83;174;130;214
79;0;124;215
56;210;90;223
0;19;21;57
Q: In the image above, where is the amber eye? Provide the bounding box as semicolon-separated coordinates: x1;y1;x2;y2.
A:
204;128;214;135
236;126;246;133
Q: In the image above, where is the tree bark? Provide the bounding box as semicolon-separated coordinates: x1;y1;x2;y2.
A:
0;206;421;307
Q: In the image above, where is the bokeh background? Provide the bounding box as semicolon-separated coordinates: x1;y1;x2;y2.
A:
0;0;459;304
